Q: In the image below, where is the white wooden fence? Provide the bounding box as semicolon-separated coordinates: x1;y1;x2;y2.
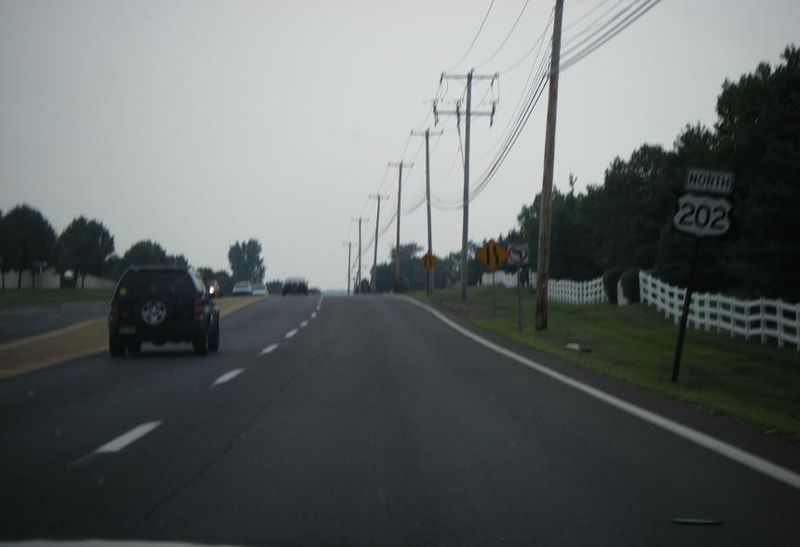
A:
549;277;608;305
480;271;607;305
639;271;800;351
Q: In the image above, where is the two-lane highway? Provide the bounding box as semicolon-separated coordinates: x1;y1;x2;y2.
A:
1;295;798;545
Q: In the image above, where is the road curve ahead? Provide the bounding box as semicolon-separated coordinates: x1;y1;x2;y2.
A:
0;295;798;546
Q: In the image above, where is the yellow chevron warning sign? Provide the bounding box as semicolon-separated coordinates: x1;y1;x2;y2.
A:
418;251;438;270
475;240;508;272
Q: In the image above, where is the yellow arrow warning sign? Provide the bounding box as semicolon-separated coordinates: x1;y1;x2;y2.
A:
418;251;438;270
475;240;508;272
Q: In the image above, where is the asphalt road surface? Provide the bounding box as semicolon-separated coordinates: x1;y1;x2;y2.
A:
0;302;108;344
1;295;798;546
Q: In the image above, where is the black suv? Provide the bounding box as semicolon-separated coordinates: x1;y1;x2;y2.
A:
108;266;220;356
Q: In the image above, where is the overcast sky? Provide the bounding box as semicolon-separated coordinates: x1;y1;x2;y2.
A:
1;0;797;290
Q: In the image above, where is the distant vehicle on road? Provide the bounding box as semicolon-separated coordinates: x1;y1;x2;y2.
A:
108;265;220;357
231;281;253;295
282;277;309;296
252;284;268;296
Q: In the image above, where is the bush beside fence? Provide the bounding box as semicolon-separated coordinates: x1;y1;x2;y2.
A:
639;271;800;351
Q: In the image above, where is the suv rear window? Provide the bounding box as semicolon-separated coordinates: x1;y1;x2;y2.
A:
116;270;199;299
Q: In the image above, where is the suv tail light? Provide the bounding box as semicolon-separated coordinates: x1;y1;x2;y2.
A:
194;298;204;318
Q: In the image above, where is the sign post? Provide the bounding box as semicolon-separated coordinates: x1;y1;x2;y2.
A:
507;244;530;332
417;251;438;296
670;169;734;382
475;240;508;316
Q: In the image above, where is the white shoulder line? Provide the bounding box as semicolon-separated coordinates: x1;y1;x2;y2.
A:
397;295;800;492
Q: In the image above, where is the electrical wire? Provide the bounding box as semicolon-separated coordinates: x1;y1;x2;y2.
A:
561;0;662;70
447;0;496;72
477;0;532;68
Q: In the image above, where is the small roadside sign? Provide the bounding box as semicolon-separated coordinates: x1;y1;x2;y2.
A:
672;193;733;238
475;240;508;272
418;251;438;270
670;167;735;384
685;168;734;196
507;243;530;266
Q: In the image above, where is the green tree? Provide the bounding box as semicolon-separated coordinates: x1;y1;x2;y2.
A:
228;239;265;283
0;205;56;289
53;216;115;288
518;176;601;280
715;45;800;299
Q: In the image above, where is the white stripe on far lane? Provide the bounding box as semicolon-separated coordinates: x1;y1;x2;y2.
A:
398;295;800;492
96;421;161;454
300;320;309;328
211;368;244;387
260;343;279;355
285;329;298;339
311;312;317;319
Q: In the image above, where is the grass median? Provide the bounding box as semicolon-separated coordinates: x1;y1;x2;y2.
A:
412;285;800;442
0;288;113;310
0;296;263;381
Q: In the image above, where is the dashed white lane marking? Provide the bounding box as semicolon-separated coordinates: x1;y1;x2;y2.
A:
96;421;161;454
311;312;317;319
300;320;309;328
260;343;279;355
285;329;298;339
398;295;800;492
211;368;244;387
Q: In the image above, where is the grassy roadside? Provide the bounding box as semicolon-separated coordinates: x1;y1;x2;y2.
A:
412;285;800;441
0;288;113;310
0;296;263;381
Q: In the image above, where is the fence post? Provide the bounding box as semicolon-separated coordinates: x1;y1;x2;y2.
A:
760;299;766;344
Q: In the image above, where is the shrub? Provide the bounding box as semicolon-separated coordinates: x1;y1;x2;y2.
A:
620;268;641;303
602;268;626;304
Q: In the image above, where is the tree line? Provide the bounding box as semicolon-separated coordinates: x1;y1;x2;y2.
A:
369;46;799;301
0;205;266;291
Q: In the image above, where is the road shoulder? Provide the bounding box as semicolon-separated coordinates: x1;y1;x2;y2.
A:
397;294;800;480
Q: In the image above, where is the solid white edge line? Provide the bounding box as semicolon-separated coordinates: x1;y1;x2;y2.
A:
211;368;244;387
96;421;161;454
260;343;279;355
285;329;298;339
396;295;800;492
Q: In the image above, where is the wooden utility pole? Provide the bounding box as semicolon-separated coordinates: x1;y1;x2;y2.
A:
435;69;498;301
388;161;413;292
351;217;368;293
534;0;565;330
343;241;352;295
369;194;389;291
411;128;444;296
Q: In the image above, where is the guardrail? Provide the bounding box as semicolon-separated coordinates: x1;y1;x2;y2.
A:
639;271;800;351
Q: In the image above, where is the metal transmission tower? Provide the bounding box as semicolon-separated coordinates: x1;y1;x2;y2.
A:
535;0;564;330
343;241;352;295
351;217;368;293
369;193;389;291
388;161;414;292
410;128;443;295
434;69;498;301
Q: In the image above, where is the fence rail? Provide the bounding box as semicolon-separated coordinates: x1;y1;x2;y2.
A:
639;271;800;351
480;271;607;305
549;277;608;305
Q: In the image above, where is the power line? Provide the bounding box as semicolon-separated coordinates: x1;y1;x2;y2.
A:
447;0;496;71
561;0;662;70
478;0;532;68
